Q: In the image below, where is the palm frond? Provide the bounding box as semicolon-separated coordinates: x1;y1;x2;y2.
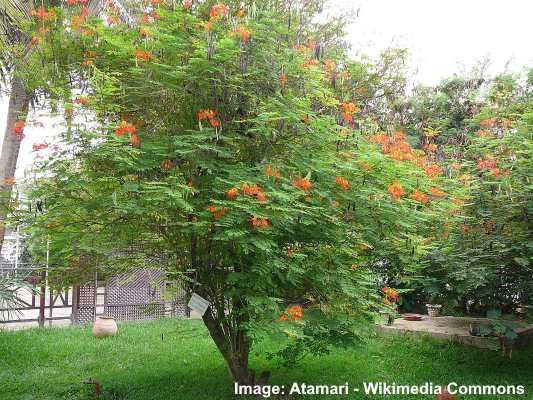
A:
0;274;36;321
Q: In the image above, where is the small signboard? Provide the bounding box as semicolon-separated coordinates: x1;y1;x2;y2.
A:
188;293;210;316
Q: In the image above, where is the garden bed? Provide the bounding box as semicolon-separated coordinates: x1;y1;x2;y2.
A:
378;315;533;351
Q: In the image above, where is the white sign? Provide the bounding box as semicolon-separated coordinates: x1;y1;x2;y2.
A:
187;293;210;316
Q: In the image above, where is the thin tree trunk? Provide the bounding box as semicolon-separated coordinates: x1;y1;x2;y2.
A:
202;309;255;385
0;74;30;253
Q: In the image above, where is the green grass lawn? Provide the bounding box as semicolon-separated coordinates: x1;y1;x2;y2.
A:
1;318;532;399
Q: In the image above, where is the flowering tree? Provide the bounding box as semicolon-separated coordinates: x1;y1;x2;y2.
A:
15;0;457;383
397;72;532;313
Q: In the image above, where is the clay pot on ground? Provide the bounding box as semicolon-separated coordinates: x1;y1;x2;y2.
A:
93;316;118;338
426;304;442;317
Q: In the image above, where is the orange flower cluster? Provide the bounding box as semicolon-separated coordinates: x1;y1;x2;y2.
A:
265;165;281;179
161;159;174;170
141;14;155;24
382;287;399;305
335;176;349;192
210;3;229;20
279;73;288;87
303;59;318;68
279;305;304;321
242;183;267;203
183;0;192;9
74;96;88;106
369;131;416;162
208;205;226;219
233;26;251;43
429;187;445;198
115;121;136;137
476;157;497;171
387;182;405;200
227;187;238;200
480;118;497;128
368;131;445;178
134;50;152;61
292;177;312;192
324;59;336;73
235;8;245;17
12;120;25;141
30;7;56;21
423;164;442;178
411;189;429;204
197;109;220;128
250;216;269;228
340;102;359;124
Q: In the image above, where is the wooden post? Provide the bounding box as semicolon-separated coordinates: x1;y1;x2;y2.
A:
38;270;46;327
71;284;80;324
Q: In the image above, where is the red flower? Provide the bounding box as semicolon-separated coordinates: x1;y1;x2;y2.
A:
279;305;304;322
429;187;445;198
227;187;238;200
210;3;229;20
424;164;442;178
292;177;312;192
183;0;192;9
234;26;251;43
242;183;267;203
208;205;226;219
115;121;136;137
411;189;429;204
197;109;220;128
335;176;349;192
382;287;399;304
134;50;152;61
74;96;88;106
250;216;269;228
480;118;496;128
13;120;25;135
340;102;359;114
30;7;56;21
387;182;404;200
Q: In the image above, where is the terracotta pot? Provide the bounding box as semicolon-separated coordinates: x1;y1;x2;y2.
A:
426;304;442;317
93;316;118;338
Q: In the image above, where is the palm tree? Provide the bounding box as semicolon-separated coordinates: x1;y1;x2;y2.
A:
0;0;37;254
0;0;135;253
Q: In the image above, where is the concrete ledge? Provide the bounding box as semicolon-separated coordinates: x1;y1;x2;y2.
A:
377;315;533;351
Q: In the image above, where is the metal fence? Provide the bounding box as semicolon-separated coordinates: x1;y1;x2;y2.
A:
0;232;190;329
